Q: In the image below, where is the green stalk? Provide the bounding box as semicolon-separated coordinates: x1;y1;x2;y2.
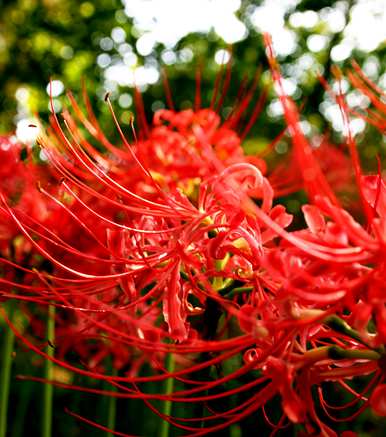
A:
0;302;15;437
159;353;175;437
106;368;117;437
325;315;365;344
303;345;381;363
328;345;381;361
42;304;55;437
212;254;230;291
12;380;33;437
224;286;253;298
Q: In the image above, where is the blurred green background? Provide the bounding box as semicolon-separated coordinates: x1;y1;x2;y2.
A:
0;0;385;436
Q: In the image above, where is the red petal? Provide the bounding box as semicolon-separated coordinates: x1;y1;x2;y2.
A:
370;384;386;416
302;205;326;234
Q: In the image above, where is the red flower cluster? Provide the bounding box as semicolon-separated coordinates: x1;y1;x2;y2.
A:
1;38;386;436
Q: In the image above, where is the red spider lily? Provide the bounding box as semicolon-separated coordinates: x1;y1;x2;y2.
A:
346;61;386;133
370;384;386;416
0;135;52;258
1;35;386;437
269;138;355;199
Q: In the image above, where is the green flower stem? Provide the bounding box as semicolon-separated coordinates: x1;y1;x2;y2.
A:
12;380;33;437
324;315;365;344
303;345;381;364
224;286;253;298
328;345;381;361
159;353;175;437
106;368;117;437
42;304;55;437
212;254;230;291
0;302;15;437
